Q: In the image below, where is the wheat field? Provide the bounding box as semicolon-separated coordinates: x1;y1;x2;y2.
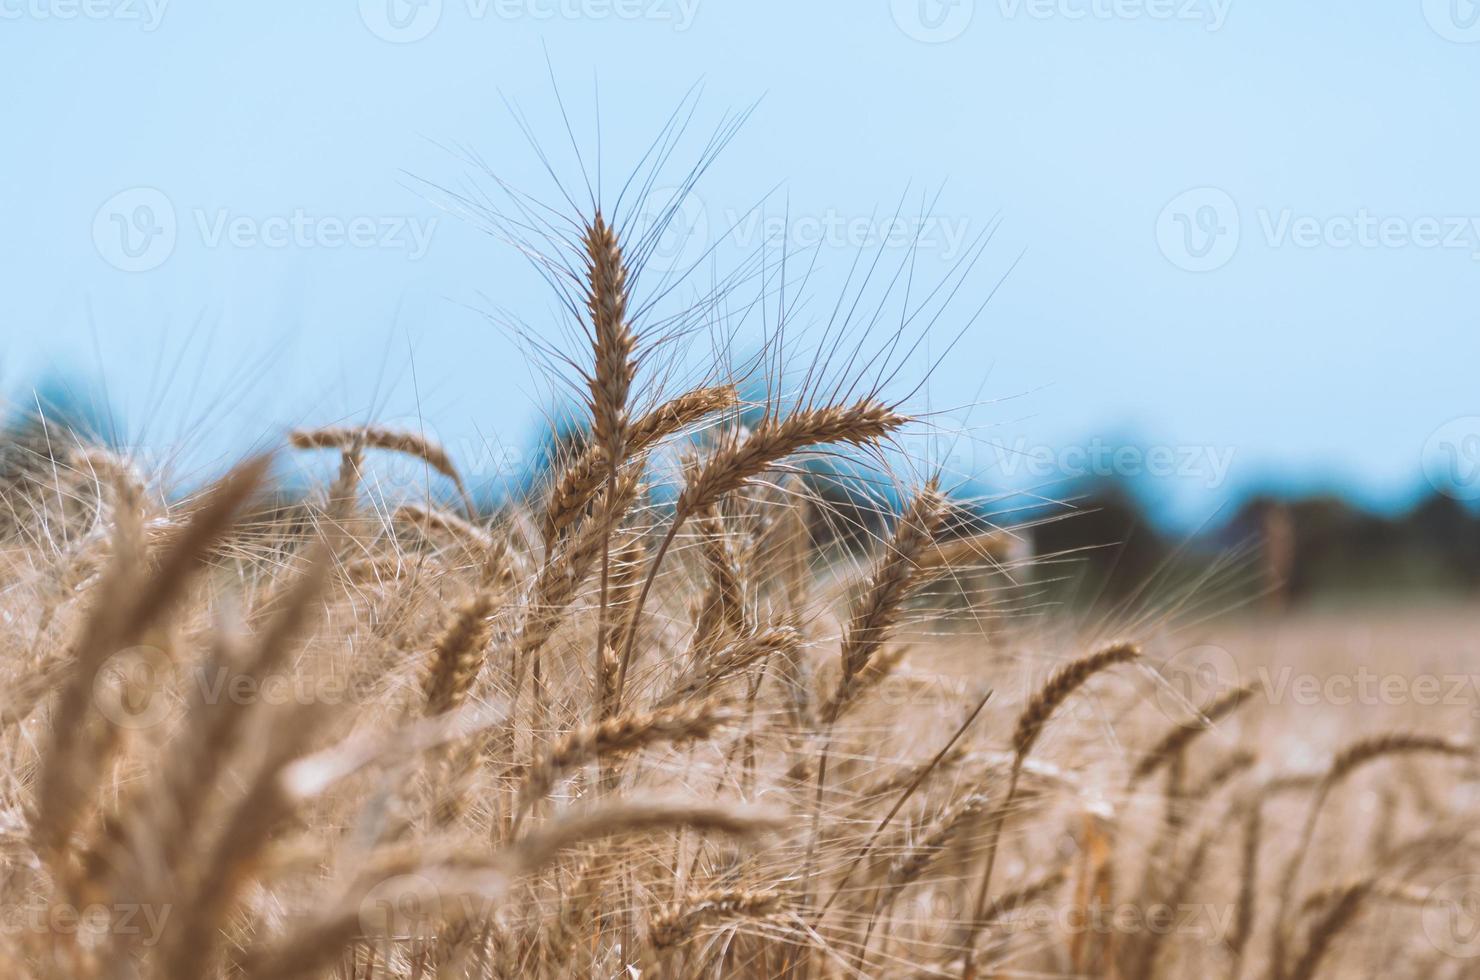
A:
0;205;1475;980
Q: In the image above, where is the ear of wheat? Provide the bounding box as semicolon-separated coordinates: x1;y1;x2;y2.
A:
8;176;1467;980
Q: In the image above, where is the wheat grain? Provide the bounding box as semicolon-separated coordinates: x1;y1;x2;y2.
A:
839;482;945;683
515;699;729;817
649;889;784;948
1014;641;1142;759
582;212;638;468
423;592;497;716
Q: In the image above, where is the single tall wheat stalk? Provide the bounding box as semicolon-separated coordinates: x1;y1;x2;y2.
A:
959;640;1141;978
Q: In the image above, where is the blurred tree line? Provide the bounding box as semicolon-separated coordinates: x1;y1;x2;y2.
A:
6;377;1476;611
1022;478;1480;610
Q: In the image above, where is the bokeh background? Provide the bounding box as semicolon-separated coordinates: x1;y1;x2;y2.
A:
3;1;1479;605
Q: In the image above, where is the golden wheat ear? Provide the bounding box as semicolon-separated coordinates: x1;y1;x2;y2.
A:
582;211;637;471
291;424;475;517
544;384;738;544
422;592;497;717
688;505;748;657
648;889;785;949
885;792;989;891
614;399;908;706
1269;731;1472;975
1187;746;1258;799
833;480;946;703
981;864;1069;923
1326;731;1471;782
1129;680;1257;785
1285;878;1374;980
1013;641;1142;760
514;466;643;727
513;699;729;824
506;798;785;874
35;453;273;871
674;400;908;520
396;500;493;550
960;641;1141;978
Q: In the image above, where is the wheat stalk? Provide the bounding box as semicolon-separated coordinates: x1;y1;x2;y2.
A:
613;399;906;708
35;454;272;875
423;592;497;716
839;481;945;682
543;384;737;543
960;640;1141;977
888;793;989;889
1129;680;1256;785
649;889;784;948
1286;878;1374;980
582;211;637;471
508;799;784;873
515;699;729;820
1271;732;1471;975
291;424;475;517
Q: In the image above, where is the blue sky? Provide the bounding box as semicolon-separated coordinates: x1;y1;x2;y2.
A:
3;2;1478;527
